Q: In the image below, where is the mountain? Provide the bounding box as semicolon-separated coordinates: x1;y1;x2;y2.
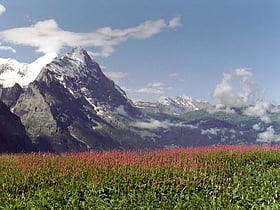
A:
0;100;34;153
134;96;211;115
0;47;279;153
139;107;280;148
0;83;24;107
0;53;57;88
8;47;148;152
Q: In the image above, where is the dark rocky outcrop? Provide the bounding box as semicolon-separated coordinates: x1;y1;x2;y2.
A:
0;100;34;153
0;83;24;107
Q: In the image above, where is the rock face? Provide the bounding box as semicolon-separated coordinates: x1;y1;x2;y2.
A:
0;83;24;107
12;47;143;152
0;100;34;153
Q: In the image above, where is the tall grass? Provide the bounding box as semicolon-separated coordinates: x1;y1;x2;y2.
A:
0;145;279;209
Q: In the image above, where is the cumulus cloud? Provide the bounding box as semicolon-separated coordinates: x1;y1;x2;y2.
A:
208;104;236;114
257;126;280;143
214;68;258;108
243;101;272;123
214;69;280;123
0;16;181;56
0;4;6;15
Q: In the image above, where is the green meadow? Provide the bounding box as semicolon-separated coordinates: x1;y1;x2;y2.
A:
0;145;279;209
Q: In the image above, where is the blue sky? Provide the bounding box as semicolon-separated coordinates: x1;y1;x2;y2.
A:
0;1;280;104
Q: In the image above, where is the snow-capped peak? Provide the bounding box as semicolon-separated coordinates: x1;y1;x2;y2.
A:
44;47;98;81
29;52;58;70
154;95;212;114
0;52;57;88
65;47;90;63
158;96;176;106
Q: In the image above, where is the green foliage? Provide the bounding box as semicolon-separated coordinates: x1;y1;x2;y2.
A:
0;146;280;209
178;109;259;125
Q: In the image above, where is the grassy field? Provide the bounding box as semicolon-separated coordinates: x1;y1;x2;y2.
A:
0;145;280;209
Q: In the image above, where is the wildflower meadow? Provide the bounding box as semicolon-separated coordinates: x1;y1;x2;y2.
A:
0;145;280;209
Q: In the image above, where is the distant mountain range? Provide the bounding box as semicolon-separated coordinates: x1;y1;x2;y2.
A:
0;48;279;153
135;96;211;115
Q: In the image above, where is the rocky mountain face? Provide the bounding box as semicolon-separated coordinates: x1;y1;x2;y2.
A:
0;100;34;153
0;83;24;107
0;47;279;153
7;48;146;152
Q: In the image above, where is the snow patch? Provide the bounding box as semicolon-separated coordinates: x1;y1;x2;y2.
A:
0;53;57;87
158;96;175;106
115;84;127;99
66;47;88;63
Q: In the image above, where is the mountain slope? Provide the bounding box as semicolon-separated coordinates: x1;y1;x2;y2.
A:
140;107;280;147
0;53;57;88
11;48;146;152
0;100;34;153
0;83;24;107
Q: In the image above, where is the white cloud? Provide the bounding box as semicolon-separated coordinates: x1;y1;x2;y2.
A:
132;119;172;129
136;87;164;95
0;4;6;15
214;69;278;123
115;105;129;117
0;16;181;56
252;123;262;131
257;126;280;143
138;82;164;94
148;82;165;87
131;118;186;130
208;104;236;114
201;128;220;136
213;68;258;108
0;43;16;53
243;101;272;123
168;16;182;28
127;81;166;95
